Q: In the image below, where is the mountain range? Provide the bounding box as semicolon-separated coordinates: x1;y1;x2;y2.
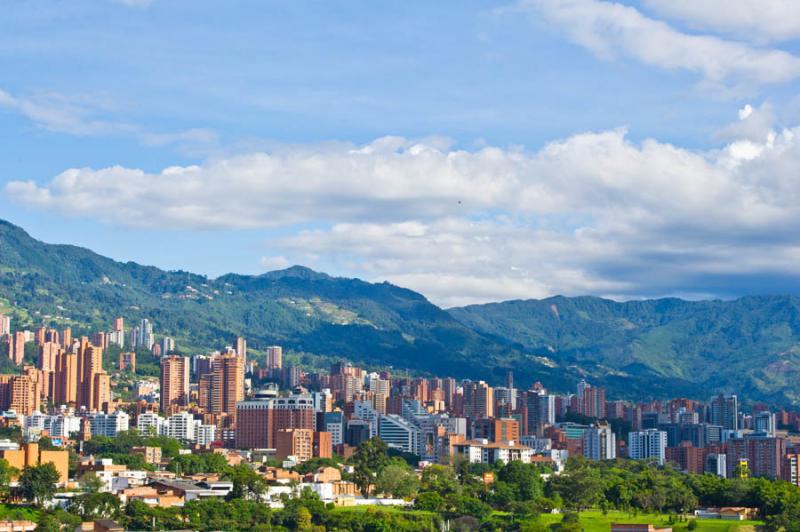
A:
2;218;800;406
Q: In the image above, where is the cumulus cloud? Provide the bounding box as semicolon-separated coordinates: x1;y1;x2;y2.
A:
8;114;800;305
514;0;800;89
643;0;800;43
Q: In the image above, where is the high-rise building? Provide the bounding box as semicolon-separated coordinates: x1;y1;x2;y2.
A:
575;380;606;418
54;351;78;405
666;441;707;474
113;317;124;333
10;332;25;365
235;394;315;449
235;399;273;449
628;429;668;464
160;356;190;414
198;354;244;422
77;342;109;411
705;453;727;478
710;394;738;431
472;418;519;443
276;428;314;462
0;372;42;416
322;411;344;446
0;315;9;337
462;380;494;419
379;414;423;456
37;342;60;373
526;391;555;436
726;433;785;479
119;352;136;373
161;337;175;356
783;454;800;486
131;319;154;350
583;423;616;460
266;346;282;370
235;337;247;364
754;411;776;436
88;411;130;437
61;328;72;350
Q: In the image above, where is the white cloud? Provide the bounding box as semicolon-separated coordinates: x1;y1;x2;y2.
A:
9;114;800;305
514;0;800;88
643;0;800;43
0;87;216;152
260;255;291;270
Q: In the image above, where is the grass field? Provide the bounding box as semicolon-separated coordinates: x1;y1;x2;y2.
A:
0;504;39;521
537;510;762;532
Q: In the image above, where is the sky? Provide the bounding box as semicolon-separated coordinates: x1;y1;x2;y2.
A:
3;1;800;307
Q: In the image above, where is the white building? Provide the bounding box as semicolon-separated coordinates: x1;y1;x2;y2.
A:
452;439;534;465
195;424;216;446
628;429;667;465
583;424;616;460
89;411;130;438
162;412;195;441
378;414;422;456
354;400;380;438
50;414;81;439
137;412;164;435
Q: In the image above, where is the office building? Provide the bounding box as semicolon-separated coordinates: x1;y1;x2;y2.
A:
161;336;175;356
379;414;422;455
266;346;282;370
88;411;130;437
276;428;314;463
628;429;667;465
462;381;493;419
160;356;190;414
710;394;738;431
472;418;519;443
726;433;785;479
198;354;244;422
583;423;616;460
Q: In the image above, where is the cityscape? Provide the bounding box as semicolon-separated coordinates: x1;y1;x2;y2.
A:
5;0;800;530
0;310;797;530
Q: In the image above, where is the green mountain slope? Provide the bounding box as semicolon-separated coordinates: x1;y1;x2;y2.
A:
448;296;800;405
4;218;800;405
0;219;561;387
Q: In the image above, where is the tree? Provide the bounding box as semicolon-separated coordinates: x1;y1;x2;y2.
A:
415;491;445;512
71;492;122;520
420;464;460;496
0;458;16;501
226;464;266;500
79;472;104;494
375;462;419;499
351;437;389;496
546;466;604;511
19;462;60;506
295;507;313;531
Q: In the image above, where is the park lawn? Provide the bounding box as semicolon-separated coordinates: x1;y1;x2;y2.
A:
537;510;762;532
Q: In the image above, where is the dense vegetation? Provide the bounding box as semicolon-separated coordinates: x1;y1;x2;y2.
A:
5;436;798;531
0;219;561;388
450;295;800;404
5;218;800;403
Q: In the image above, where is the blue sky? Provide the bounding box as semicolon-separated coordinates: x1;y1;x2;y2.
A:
3;0;800;306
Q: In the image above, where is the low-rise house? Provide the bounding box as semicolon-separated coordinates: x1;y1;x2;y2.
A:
120;486;184;508
147;479;231;501
0;520;36;532
452;439;533;464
